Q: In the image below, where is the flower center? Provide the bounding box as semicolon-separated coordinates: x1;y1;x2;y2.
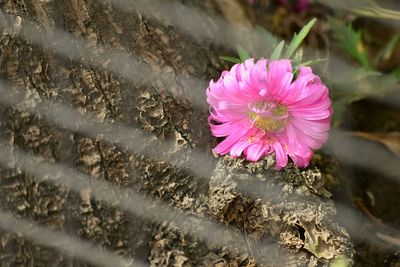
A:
248;101;289;132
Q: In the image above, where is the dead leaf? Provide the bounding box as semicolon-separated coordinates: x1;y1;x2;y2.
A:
349;131;400;158
215;0;252;27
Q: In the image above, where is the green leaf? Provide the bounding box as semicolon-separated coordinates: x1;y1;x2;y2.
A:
236;45;251;62
219;56;241;64
284;18;317;59
255;25;279;50
374;32;400;64
328;17;371;69
300;58;327;67
292;48;304;67
270;40;285;60
391;67;400;81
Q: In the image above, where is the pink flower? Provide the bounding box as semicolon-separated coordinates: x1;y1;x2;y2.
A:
249;0;310;11
207;59;332;170
276;0;310;11
292;0;310;12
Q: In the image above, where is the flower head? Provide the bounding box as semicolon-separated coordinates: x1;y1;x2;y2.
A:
207;59;332;170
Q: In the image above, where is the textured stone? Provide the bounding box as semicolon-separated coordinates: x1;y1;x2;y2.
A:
208;156;354;266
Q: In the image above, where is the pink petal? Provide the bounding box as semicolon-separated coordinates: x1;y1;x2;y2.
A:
266;59;293;97
245;143;266;161
230;139;252;157
291;109;332;120
272;141;288;170
210;118;251;137
289;144;313;167
213;127;251;155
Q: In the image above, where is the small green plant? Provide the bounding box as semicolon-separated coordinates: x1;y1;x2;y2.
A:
328;17;400;71
328;17;400;125
220;18;324;69
328;17;371;69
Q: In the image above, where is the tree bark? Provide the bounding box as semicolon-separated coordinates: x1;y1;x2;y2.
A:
0;0;353;266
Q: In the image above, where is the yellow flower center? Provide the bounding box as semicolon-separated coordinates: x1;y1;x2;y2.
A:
248;102;288;132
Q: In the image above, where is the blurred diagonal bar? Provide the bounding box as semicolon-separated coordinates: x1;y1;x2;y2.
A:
0;78;214;179
0;209;137;267
109;0;265;53
324;129;400;181
316;0;400;21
